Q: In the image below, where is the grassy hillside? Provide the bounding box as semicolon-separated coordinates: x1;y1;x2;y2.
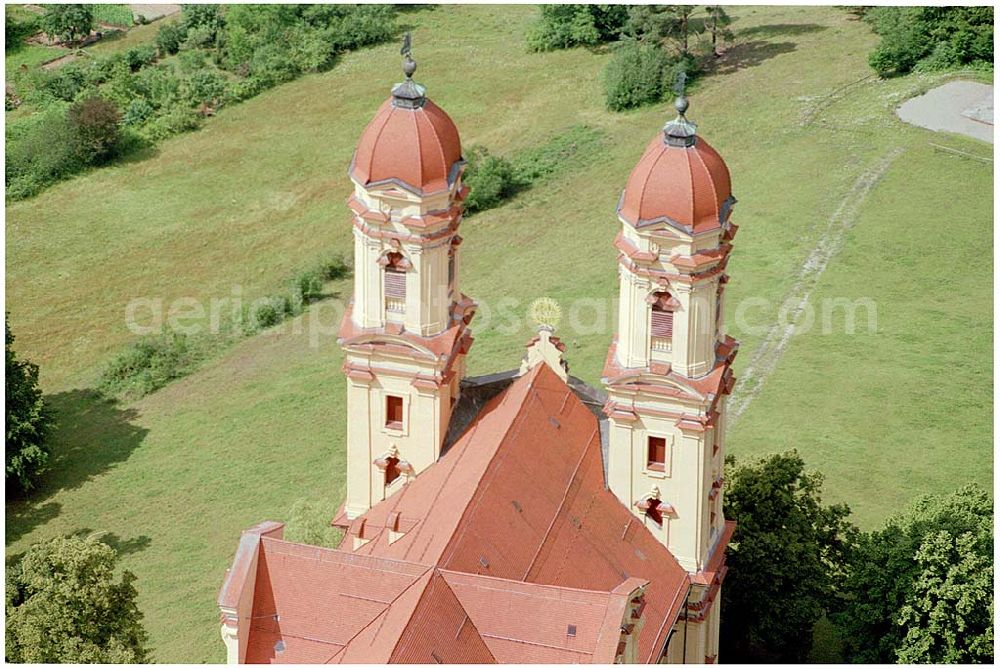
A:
5;5;992;662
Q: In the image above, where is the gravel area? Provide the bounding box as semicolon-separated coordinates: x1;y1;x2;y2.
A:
896;80;994;144
129;4;181;21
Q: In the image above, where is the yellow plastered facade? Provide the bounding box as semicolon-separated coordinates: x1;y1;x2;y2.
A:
340;172;471;520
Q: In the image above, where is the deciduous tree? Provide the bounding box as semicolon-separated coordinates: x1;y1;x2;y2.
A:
5;535;150;663
721;450;856;662
834;485;993;663
705;6;733;55
40;4;93;44
68;96;122;164
5;315;52;494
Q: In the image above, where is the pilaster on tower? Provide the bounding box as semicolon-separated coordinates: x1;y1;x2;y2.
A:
338;41;475;520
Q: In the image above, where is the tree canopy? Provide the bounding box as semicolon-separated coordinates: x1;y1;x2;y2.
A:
40;4;94;44
864;6;993;76
526;5;628;52
6;315;52;494
721;450;856;662
834;484;993;663
5;535;150;662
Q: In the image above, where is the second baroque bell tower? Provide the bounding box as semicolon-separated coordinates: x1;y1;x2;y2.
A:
603;93;739;664
337;44;475;520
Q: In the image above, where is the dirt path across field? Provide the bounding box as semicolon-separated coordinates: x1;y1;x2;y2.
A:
41;53;80;70
897;80;994;144
727;147;906;428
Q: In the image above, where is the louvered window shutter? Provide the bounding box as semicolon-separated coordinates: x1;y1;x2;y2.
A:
651;309;673;337
385;269;406;299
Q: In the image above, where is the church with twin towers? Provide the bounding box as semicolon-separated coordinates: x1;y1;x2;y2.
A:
218;37;740;665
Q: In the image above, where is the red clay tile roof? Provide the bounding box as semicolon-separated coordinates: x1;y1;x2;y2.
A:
440;571;641;663
350;98;463;196
231;364;691;663
388;571;496;664
339;363;691;662
618;133;732;234
244;538;430;663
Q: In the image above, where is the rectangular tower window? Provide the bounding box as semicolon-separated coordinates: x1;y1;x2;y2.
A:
647;436;666;471
651;309;673;337
650;292;675;357
385;395;404;429
385;268;406;313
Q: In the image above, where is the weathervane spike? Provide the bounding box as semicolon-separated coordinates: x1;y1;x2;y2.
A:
661;68;696;146
400;32;416;79
672;70;689;117
672;70;688;98
391;30;424;108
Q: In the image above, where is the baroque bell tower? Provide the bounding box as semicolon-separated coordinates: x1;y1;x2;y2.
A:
337;40;475;520
603;92;739;664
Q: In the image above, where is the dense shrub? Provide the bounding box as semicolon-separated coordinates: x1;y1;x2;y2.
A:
182;3;223;36
226;75;268;103
122;98;154;126
244;296;290;332
5;316;53;495
323;4;397;52
6;97;125;198
316;253;351;281
527;4;627;51
67;96;122;163
184;70;227;108
37;63;87;102
463;146;522;213
285;499;344;548
124;44;157;72
5;535;150;662
155;21;186;56
865;7;993;76
291;269;326;306
603;40;670;111
139;103;201;141
132;63;182;108
93;254;350;397
97;330;207;400
9;5;397;201
247;42;300;87
5;106;82;200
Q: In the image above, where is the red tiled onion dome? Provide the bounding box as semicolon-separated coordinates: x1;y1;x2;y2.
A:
618;98;734;234
349;72;463;197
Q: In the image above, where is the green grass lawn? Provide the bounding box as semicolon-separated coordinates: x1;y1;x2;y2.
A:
5;5;993;662
4;43;63;74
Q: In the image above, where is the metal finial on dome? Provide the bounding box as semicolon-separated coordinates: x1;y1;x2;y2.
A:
675;95;689;116
672;71;688;106
400;31;416;79
392;32;426;109
663;70;696;148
